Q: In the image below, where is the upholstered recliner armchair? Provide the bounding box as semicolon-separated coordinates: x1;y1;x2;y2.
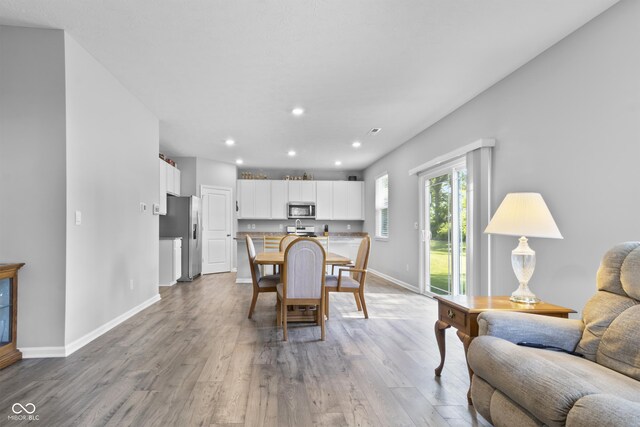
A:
468;242;640;427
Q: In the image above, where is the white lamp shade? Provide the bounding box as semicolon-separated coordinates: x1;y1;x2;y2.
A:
484;193;563;239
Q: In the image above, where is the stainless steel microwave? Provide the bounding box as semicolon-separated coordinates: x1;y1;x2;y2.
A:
287;202;316;219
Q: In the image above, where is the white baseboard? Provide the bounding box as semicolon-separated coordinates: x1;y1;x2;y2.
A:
20;293;162;359
20;346;66;358
236;278;252;284
368;269;420;293
159;280;177;287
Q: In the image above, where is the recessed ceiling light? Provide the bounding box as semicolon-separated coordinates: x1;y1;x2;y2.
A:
335;160;342;166
291;107;304;116
236;159;243;165
288;150;296;157
225;139;235;146
352;141;361;148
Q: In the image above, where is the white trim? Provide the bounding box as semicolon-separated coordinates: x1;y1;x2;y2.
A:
159;280;177;287
408;138;495;176
236;278;252;284
64;293;161;357
368;269;419;293
21;293;162;358
20;346;66;358
231;267;238;272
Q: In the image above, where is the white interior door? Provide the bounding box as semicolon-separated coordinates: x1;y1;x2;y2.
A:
201;186;232;274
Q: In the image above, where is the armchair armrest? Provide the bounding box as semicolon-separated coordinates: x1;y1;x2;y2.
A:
477;311;584;352
336;268;367;291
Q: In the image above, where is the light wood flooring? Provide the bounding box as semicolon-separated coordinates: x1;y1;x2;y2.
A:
0;273;489;427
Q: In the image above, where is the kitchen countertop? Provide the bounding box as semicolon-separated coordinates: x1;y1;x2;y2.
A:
235;232;367;240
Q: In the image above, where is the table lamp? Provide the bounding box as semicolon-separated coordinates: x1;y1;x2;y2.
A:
484;193;563;303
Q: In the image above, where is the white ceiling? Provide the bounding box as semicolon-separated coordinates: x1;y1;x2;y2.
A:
0;0;618;170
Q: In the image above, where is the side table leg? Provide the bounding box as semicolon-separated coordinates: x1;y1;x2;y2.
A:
456;330;474;405
434;320;450;376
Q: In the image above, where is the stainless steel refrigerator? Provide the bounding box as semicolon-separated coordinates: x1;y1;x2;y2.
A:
160;196;202;281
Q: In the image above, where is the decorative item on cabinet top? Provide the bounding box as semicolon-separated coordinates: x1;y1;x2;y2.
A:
159;153;177;167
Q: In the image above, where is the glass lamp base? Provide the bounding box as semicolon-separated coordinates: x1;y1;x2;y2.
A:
510;237;540;304
510;283;541;304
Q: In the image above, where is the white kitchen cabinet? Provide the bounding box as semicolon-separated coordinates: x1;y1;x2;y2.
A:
238;180;256;218
159;159;167;215
332;181;349;220
288;181;316;203
315;181;333;220
271;180;288;219
346;181;364;220
173;168;181;197
159;238;182;286
164;162;181;197
254;180;271;218
330;237;363;263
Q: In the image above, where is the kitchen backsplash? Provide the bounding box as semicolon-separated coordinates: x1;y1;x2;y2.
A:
238;219;363;233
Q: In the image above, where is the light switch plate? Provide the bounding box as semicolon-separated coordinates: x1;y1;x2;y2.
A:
153;204;160;215
75;210;82;225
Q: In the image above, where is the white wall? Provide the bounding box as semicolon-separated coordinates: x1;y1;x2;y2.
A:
0;26;68;348
364;0;640;313
63;34;160;345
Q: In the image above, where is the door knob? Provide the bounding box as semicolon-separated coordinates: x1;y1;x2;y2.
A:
226;234;231;237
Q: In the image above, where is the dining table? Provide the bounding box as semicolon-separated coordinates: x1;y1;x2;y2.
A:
254;251;352;322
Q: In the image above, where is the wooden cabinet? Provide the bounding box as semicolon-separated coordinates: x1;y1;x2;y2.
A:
0;263;25;369
315;181;333;220
271;181;288;219
288;181;316;203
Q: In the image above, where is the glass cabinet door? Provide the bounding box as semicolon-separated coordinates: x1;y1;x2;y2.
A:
0;278;11;346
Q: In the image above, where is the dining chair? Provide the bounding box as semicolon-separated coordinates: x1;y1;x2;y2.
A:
246;235;279;319
279;235;299;252
263;235;283;275
276;238;327;341
325;236;371;319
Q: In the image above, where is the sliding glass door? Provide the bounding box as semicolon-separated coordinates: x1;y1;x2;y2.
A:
422;161;467;296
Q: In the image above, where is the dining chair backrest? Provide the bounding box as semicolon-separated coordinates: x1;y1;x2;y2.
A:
353;236;371;282
246;236;262;286
283;238;326;299
263;236;282;252
280;235;299;252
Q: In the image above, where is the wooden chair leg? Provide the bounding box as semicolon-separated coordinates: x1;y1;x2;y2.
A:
276;295;282;326
359;289;368;319
325;290;330;319
320;303;326;341
354;292;362;311
283;303;288;341
248;290;258;319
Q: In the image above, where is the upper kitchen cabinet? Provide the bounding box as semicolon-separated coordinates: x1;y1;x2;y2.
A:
346;181;364;220
271;180;288;219
237;179;271;219
288;181;316;203
315;181;333;220
159;159;168;215
165;161;181;197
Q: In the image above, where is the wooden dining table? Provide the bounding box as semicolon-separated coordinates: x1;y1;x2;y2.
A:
254;251;352;322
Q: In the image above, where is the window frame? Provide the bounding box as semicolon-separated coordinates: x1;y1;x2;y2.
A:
375;172;389;240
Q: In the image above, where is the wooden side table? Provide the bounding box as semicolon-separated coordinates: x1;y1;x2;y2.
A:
0;263;25;369
434;295;575;404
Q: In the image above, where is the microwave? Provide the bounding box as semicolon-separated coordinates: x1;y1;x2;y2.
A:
287;202;316;219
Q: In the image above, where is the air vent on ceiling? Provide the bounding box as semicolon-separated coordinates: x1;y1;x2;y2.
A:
369;128;382;135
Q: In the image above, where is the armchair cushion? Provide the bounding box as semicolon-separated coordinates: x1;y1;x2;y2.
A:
468;336;640;426
325;274;360;289
477;311;584;352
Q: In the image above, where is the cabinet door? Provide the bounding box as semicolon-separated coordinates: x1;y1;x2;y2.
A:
173;168;181;197
316;181;333;220
346;181;364;220
237;180;255;218
271;180;288;219
288;181;301;202
254;180;271;219
165;162;175;195
159;159;167;215
301;181;316;203
332;181;348;220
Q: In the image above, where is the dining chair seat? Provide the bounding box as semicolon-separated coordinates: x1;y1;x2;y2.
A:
258;274;280;288
325;275;360;289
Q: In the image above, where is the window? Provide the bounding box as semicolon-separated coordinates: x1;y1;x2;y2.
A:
375;173;389;239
